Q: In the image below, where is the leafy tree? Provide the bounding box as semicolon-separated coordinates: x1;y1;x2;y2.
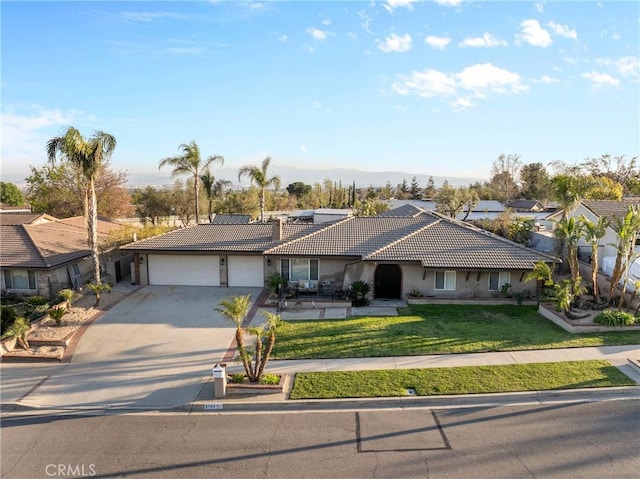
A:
200;169;231;223
352;198;390;216
585;176;623;200
0;182;25;205
170;179;195;227
409;176;422;199
238;157;281;222
434;184;479;220
379;181;394;200
582;154;638;193
27;161;132;218
47;127;117;285
519;162;551;200
286;182;312;198
489;153;522;202
159;140;224;224
395;179;410;199
423;176;437;198
580;216;609;299
523;261;554;287
132;186;172;226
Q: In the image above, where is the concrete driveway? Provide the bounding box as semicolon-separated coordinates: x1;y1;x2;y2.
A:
1;286;262;410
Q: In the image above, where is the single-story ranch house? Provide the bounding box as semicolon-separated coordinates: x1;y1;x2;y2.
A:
123;208;559;299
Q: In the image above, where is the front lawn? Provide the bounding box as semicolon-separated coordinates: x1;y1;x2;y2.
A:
273;305;640;359
289;360;635;399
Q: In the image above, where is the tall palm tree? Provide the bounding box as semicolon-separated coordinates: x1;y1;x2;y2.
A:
47;127;116;284
159;141;224;224
553;217;584;282
238;157;281;222
608;206;640;307
200;169;231;223
216;295;252;378
580;215;609;300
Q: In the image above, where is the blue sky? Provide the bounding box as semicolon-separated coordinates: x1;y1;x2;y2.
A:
1;0;638;185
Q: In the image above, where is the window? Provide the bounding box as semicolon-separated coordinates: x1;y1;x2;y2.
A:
280;259;319;282
489;271;511;291
435;271;456;291
3;270;36;290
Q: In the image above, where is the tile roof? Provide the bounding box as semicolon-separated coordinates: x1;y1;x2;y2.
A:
377;204;427;218
122;223;322;253
120;212;557;270
582;199;640;223
211;214;253;224
367;217;555;269
265;217;439;257
1;218;128;269
0;213;56;226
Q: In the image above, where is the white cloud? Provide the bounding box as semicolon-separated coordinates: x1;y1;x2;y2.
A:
378;33;412;53
450;97;473;109
582;71;620;89
517;19;552;47
547;21;578;40
321;17;332;26
596;56;639;78
459;32;508;48
384;0;417;10
534;2;544;13
433;0;462;6
392;63;527;106
306;27;327;42
119;11;190;22
424;35;451;50
300;145;307;154
279;34;288;42
539;75;560;84
0;108;83;177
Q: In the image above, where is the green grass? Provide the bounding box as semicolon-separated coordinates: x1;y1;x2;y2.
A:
273;305;640;359
289;360;635;399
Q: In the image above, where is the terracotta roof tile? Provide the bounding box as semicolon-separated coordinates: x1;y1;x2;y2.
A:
582;199;640;223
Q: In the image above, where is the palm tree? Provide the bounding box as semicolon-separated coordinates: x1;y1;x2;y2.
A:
216;295;252;378
608;205;640;307
255;311;282;381
580;215;609;300
553;217;584;282
238;157;281;222
200;169;231;223
159;141;224;224
47;127;116;284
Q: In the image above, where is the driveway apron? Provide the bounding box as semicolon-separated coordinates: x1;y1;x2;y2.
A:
14;286;261;410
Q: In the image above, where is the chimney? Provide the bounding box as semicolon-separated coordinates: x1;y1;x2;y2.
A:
272;218;283;241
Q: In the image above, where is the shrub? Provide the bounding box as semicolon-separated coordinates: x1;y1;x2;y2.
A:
57;289;80;309
229;373;246;384
409;288;423;298
1;306;17;335
260;373;280;385
594;310;638;326
25;297;50;320
0;317;31;349
349;280;371;307
48;306;67;326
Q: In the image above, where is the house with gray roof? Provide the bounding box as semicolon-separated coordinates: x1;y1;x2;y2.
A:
0;215;133;299
124;212;558;300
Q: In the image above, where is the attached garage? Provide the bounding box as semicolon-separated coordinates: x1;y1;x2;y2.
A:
227;256;264;287
148;254;220;286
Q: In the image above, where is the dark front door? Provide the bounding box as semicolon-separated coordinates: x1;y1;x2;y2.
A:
115;260;122;283
374;264;402;299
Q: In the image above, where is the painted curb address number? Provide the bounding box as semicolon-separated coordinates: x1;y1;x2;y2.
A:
204;403;223;410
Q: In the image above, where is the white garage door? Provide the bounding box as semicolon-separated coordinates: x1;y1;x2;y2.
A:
228;256;264;287
148;255;220;286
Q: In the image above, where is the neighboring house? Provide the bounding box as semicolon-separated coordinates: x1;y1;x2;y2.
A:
546;199;640;261
388;199;506;221
0;213;57;226
286;208;351;224
211;214;253;224
0;203;32;214
123;209;558;299
506;200;546;212
0;215;134;299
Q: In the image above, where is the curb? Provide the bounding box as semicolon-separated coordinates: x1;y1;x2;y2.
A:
3;386;638;416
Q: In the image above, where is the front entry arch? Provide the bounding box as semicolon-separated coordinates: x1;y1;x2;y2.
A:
374;264;402;299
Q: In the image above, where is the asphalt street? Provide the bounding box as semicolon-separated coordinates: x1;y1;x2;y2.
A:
2;400;639;479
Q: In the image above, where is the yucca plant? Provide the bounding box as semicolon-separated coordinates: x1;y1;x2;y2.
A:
58;288;80;310
88;282;111;306
48;306;67;326
1;317;31;350
349;280;372;307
